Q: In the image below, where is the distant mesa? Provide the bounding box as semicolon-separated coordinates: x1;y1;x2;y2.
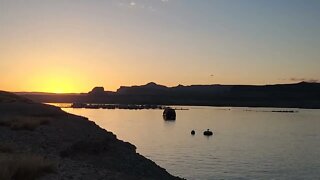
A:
117;82;169;95
89;87;105;96
145;82;163;88
145;82;157;86
176;84;184;88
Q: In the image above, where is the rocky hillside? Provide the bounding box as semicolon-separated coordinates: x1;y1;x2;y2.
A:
0;91;182;180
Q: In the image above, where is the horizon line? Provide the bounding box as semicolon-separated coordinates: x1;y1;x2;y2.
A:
8;81;318;94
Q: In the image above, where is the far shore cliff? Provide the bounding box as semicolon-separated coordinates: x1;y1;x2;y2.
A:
18;82;320;109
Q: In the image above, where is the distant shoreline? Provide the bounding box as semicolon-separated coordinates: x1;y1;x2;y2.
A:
46;103;311;112
15;81;320;109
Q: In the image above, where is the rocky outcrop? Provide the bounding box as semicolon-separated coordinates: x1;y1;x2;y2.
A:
89;87;106;96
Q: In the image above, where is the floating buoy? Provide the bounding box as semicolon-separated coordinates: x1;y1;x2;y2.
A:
191;130;195;135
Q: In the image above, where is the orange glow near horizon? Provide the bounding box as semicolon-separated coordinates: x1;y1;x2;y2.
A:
25;74;81;93
19;69;96;94
36;78;76;94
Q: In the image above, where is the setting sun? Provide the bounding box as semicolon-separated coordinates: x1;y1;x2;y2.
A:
40;78;75;93
26;70;90;93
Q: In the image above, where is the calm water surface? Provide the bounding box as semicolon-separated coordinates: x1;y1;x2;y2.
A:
62;106;320;179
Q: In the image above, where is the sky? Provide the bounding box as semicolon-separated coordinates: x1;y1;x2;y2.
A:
0;0;320;93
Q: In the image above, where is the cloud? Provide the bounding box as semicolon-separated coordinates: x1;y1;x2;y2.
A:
282;77;320;83
116;0;169;11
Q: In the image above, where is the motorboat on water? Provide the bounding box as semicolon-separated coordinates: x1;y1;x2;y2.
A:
163;107;176;120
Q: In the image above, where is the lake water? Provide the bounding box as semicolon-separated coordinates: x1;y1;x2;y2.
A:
62;106;320;179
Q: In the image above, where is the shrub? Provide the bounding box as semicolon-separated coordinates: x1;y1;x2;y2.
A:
0;154;55;180
0;144;14;153
0;116;50;131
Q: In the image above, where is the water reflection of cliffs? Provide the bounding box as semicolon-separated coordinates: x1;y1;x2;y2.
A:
18;82;320;109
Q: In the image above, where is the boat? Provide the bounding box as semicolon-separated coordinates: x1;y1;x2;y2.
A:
163;107;176;120
203;129;213;136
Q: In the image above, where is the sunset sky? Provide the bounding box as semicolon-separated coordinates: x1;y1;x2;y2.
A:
1;0;320;93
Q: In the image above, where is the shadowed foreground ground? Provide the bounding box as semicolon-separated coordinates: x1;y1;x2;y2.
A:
0;91;182;180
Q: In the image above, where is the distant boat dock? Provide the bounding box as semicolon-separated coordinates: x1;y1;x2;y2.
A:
66;103;189;110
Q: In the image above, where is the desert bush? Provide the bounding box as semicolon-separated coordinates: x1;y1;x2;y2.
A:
0;116;50;131
0;143;14;153
0;154;55;180
60;140;110;158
